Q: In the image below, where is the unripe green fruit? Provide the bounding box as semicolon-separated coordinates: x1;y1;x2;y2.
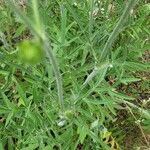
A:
18;40;44;64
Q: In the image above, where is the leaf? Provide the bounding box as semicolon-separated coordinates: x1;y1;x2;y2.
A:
0;142;4;150
13;77;27;106
100;94;116;116
91;119;99;129
77;125;88;144
20;143;39;150
110;91;134;100
81;44;89;66
1;92;16;110
66;1;84;31
13;24;26;38
1;92;12;109
124;61;149;71
5;111;14;127
83;98;109;105
7;137;15;150
18;98;26;106
83;62;110;87
42;146;53;150
120;77;141;85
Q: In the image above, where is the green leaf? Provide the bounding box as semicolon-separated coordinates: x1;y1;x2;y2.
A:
1;92;16;110
124;61;149;71
110;91;134;100
42;145;53;150
120;77;141;85
13;77;27;106
13;24;26;38
91;119;99;129
0;142;4;150
5;111;14;127
100;94;116;116
20;143;39;150
77;125;88;144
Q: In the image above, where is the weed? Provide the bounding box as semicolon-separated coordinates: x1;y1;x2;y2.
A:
0;0;150;149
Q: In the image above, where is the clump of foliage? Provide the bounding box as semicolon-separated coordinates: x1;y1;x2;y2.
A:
0;0;150;149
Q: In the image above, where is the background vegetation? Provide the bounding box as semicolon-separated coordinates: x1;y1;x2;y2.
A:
0;0;150;149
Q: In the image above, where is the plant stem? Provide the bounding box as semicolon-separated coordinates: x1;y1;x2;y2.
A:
100;0;137;62
127;105;150;147
124;100;150;119
44;39;64;112
8;0;64;113
84;0;137;86
32;0;41;34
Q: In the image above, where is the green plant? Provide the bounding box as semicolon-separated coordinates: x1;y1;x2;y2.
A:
0;0;150;149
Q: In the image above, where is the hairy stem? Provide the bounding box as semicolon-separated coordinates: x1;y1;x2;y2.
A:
84;0;137;86
32;0;41;34
100;0;137;62
8;0;64;112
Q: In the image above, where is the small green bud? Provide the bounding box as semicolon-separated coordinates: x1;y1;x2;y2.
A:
18;40;44;64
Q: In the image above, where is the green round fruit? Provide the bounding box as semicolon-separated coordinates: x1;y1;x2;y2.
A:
18;40;44;64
